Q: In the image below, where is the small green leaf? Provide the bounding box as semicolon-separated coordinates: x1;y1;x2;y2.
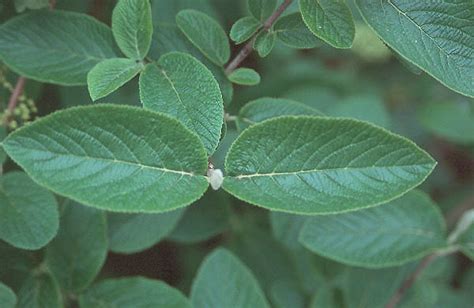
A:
176;9;230;66
108;209;184;254
419;102;474;144
223;117;436;214
299;191;447;268
299;0;355;48
0;10;118;85
238;97;323;129
168;191;231;244
247;0;277;22
0;172;59;250
112;0;153;60
3;105;209;213
254;30;276;57
191;248;270;308
457;222;474;261
17;273;63;308
228;68;261;86
46;202;107;292
0;127;8;165
79;277;191;308
0;282;16;308
230;16;261;44
14;0;48;12
87;58;143;101
274;12;321;49
355;0;474;97
139;52;224;154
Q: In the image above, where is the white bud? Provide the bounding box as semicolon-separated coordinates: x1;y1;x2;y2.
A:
207;168;224;190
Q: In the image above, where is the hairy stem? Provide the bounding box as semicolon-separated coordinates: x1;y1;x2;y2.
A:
224;0;294;74
4;77;26;126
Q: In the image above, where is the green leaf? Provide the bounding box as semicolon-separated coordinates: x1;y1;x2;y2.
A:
228;68;261;86
254;30;276;57
108;209;184;254
223;117;436;214
168;190;231;244
111;0;153;60
299;191;446;268
0;172;59;250
0;10;118;85
0;282;16;308
270;282;305;308
343;265;415;308
139;52;224;154
14;0;48;12
17;273;63;308
79;277;191;308
176;9;230;66
0;127;8;165
457;223;474;261
247;0;277;22
230;16;261;44
274;12;321;49
418;102;474;144
355;0;474;97
3;105;209;213
299;0;355;48
238;97;323;129
191;248;270;308
270;212;308;250
45;202;107;292
87;58;143;101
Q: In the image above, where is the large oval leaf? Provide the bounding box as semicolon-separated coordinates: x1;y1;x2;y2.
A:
79;277;191;308
223;117;436;214
46;202;107;292
299;0;355;48
139;52;224;154
191;248;270;308
0;172;59;250
0;10;118;85
355;0;474;97
0;282;16;308
299;191;446;267
3;105;209;213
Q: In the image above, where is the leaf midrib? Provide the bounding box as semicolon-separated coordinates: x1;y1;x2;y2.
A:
231;163;433;179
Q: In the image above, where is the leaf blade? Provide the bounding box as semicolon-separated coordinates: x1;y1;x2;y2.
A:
223;116;436;214
3;105;209;213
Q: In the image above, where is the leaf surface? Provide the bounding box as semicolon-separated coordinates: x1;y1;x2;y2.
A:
274;12;321;49
3;105;209;213
299;191;446;267
46;202;107;292
230;16;261;44
17;273;63;308
191;248;270;308
112;0;153;59
299;0;355;48
0;10;118;85
0;172;59;250
87;58;143;101
176;9;230;66
228;68;261;86
247;0;277;22
0;282;16;308
79;277;191;308
108;209;184;254
224;117;436;214
355;0;474;97
139;52;224;154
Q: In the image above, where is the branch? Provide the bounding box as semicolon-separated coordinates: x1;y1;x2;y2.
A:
4;77;26;126
224;0;294;74
385;195;474;308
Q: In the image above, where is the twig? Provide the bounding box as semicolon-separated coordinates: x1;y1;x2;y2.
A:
224;0;294;74
49;0;56;10
385;195;474;308
4;77;26;126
